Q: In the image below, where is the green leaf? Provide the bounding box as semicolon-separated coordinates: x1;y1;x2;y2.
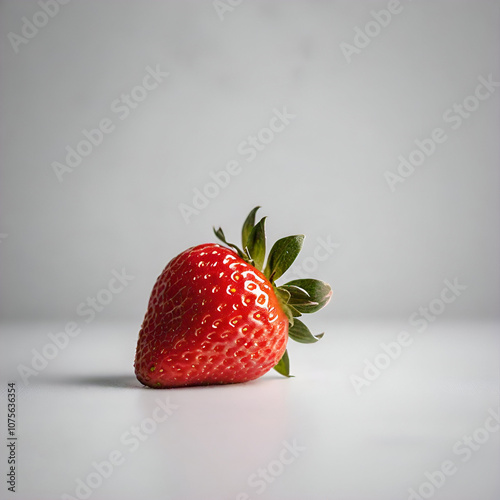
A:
288;318;324;344
288;298;319;308
213;227;247;260
273;287;294;325
284;279;332;314
284;305;296;326
273;349;292;377
246;217;266;271
279;284;311;301
264;235;304;283
277;284;318;310
241;206;260;249
288;305;303;318
274;286;291;305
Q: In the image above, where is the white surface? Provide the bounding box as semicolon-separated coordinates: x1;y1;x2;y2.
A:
1;0;499;322
1;321;499;500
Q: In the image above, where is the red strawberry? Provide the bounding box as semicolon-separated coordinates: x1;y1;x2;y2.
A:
135;207;332;388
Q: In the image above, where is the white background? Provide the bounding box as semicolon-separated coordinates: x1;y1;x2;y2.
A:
0;1;499;500
0;0;499;322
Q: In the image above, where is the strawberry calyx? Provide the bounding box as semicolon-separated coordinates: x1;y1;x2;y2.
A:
213;206;332;378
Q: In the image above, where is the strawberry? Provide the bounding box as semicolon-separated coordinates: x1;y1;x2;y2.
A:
135;207;332;388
